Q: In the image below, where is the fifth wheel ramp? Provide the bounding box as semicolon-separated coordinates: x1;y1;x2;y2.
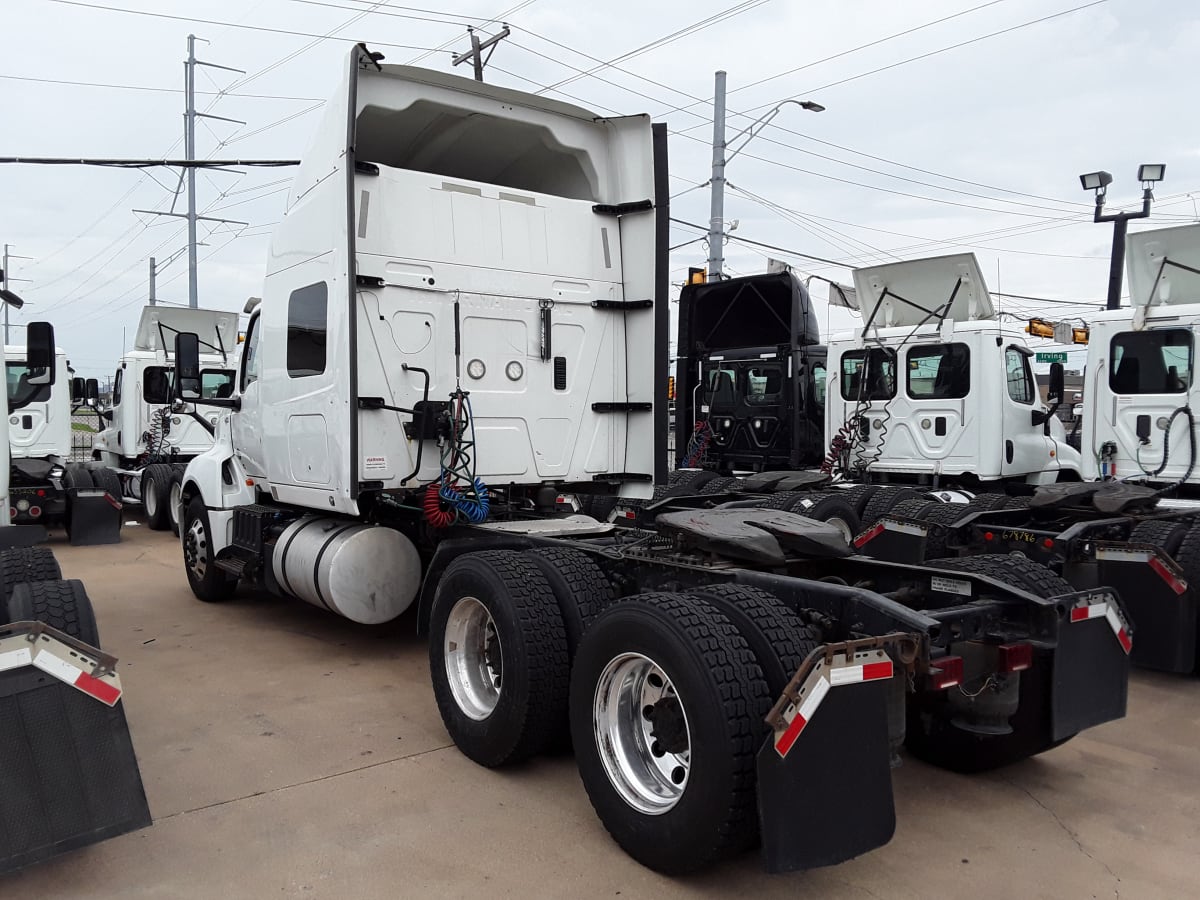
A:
0;621;150;873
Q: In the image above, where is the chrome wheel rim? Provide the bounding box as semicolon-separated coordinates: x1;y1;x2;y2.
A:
826;515;854;544
184;516;208;579
145;479;158;516
169;481;181;527
594;652;691;815
444;596;502;720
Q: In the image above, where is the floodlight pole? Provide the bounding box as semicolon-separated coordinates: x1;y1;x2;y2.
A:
1093;187;1154;311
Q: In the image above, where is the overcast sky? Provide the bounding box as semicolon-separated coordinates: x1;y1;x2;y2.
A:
3;0;1198;377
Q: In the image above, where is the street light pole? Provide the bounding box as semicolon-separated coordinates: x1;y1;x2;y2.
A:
704;73;824;282
706;72;728;283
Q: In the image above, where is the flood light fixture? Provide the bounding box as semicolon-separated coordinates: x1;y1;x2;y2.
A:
1079;170;1112;193
1138;163;1166;184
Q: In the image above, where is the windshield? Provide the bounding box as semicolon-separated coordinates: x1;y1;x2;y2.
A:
6;362;51;410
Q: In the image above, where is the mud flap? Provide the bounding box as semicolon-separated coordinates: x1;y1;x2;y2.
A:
853;517;927;562
66;488;122;546
1050;589;1131;741
0;622;150;873
758;647;898;873
1092;545;1194;673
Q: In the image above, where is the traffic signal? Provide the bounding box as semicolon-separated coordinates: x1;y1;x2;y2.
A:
667;375;676;400
687;267;706;285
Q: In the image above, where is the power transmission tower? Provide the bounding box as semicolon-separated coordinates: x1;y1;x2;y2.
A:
135;35;248;308
452;26;511;82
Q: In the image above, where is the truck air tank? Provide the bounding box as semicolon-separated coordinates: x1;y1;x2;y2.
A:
271;517;420;624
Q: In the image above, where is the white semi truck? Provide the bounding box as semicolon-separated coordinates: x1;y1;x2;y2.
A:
4;344;74;527
169;46;1131;875
91;305;237;531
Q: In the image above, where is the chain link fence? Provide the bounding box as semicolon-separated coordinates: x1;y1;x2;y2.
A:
70;412;100;463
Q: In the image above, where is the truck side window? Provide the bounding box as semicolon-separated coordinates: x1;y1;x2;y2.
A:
1109;329;1192;394
840;349;896;401
287;283;328;377
113;368;123;406
1005;347;1034;404
811;361;827;408
907;344;970;399
242;317;260;390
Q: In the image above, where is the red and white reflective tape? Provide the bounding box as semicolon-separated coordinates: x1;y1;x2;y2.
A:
774;649;893;758
1094;546;1188;596
853;518;926;548
0;632;123;706
1068;594;1133;655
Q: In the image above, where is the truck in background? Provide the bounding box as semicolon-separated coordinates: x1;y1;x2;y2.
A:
91;304;238;532
673;269;827;475
167;46;1132;875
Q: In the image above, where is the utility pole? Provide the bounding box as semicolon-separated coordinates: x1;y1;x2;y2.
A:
452;26;510;82
704;72;824;283
185;34;198;309
706;71;727;282
1;244;33;345
149;257;157;307
135;35;247;308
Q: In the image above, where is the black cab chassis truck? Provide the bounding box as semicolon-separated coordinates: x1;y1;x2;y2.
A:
169;48;1131;876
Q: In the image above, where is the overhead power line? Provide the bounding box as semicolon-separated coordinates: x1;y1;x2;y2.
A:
0;73;324;102
0;158;300;168
43;0;449;55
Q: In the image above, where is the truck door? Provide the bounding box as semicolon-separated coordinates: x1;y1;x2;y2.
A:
1000;345;1056;478
232;312;266;478
1104;328;1194;481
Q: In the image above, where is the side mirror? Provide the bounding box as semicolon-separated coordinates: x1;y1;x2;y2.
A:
25;321;55;386
144;368;171;405
1047;362;1065;406
86;377;99;402
71;376;86;403
173;332;202;401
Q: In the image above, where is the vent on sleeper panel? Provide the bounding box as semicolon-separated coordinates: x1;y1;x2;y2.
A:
554;356;567;391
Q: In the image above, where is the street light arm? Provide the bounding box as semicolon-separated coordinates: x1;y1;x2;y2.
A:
724;99;823;163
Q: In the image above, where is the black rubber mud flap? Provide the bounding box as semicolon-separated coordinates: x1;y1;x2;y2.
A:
1093;546;1195;673
757;674;895;873
0;526;47;549
66;488;122;546
1050;589;1131;741
0;624;150;873
851;515;928;562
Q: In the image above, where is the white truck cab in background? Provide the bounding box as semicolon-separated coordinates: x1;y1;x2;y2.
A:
1083;224;1200;488
825;253;1080;487
91;305;238;530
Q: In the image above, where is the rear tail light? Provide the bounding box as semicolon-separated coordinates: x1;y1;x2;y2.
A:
997;642;1033;674
36;489;46;497
928;655;964;690
28;506;41;518
8;507;15;519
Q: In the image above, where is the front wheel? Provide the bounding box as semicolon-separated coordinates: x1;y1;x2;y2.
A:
183;496;237;603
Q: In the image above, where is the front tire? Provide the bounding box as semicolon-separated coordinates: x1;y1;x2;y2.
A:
183;496;237;603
